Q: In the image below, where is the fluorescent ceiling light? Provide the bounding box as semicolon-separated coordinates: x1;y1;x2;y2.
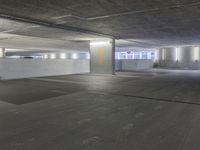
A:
90;41;110;46
2;29;15;33
5;48;28;52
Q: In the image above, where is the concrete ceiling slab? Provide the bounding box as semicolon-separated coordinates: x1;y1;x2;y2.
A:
0;33;90;52
0;0;200;48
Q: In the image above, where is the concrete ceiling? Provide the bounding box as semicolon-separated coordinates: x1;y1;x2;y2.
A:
0;0;200;48
0;32;90;52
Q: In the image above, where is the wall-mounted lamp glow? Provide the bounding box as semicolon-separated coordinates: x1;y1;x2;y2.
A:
50;53;56;59
90;41;110;46
193;47;199;61
72;53;78;59
60;53;66;59
43;54;48;59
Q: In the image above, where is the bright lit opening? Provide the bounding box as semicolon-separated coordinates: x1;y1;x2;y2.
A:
193;47;199;61
175;47;180;61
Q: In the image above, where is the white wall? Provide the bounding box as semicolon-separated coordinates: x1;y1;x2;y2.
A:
0;59;89;80
116;60;153;71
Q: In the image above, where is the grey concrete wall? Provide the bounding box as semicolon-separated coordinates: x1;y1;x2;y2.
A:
115;60;122;71
0;59;89;80
165;48;176;62
90;41;114;74
180;47;193;68
116;60;154;71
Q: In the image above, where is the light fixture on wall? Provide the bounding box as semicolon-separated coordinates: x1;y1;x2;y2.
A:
90;41;110;46
50;53;56;59
72;53;78;59
60;53;66;59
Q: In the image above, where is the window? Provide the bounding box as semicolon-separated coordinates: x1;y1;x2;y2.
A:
142;52;148;59
116;51;155;60
127;54;133;59
120;53;127;59
134;52;140;59
151;52;155;60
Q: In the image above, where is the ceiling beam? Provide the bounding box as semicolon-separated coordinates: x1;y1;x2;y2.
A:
0;14;114;39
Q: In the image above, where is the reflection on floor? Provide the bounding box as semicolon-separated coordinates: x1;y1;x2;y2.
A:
1;69;200;150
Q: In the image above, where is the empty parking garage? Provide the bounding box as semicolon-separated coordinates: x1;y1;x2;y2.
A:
1;1;200;150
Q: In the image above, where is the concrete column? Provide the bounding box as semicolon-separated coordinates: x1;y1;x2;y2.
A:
90;39;115;74
0;48;6;58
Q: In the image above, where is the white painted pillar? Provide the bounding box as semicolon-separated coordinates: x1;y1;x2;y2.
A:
90;39;115;74
0;48;6;58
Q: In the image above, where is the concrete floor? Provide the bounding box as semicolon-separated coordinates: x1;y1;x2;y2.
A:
1;70;200;150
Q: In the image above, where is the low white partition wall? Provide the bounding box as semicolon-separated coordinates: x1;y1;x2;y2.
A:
116;59;154;71
0;59;90;80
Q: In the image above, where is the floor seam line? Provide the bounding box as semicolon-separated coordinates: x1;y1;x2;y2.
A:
88;90;200;107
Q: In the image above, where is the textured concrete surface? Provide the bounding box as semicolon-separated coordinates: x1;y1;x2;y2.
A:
0;1;200;47
90;40;114;74
1;70;200;149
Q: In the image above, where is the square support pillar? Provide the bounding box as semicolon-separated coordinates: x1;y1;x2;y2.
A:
90;39;115;75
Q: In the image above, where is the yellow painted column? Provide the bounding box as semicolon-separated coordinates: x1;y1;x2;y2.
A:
99;48;103;65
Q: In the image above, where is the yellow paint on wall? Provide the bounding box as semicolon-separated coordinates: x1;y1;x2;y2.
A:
99;48;103;65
